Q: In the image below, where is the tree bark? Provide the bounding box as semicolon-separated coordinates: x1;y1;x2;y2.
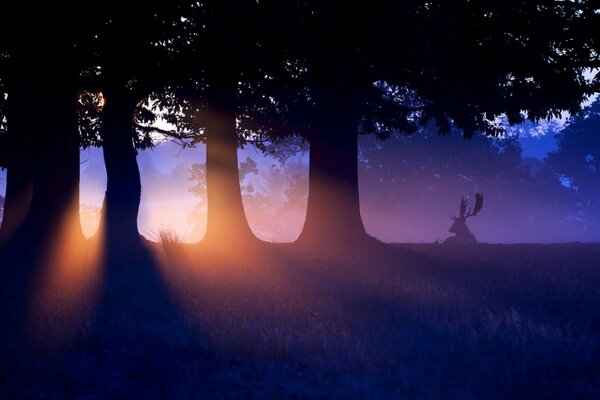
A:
203;86;256;248
296;89;369;249
0;89;33;248
0;149;33;248
1;73;82;250
100;87;142;255
25;82;83;245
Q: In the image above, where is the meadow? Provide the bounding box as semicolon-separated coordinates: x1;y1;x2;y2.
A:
1;241;599;399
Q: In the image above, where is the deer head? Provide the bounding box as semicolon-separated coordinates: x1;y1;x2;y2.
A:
449;193;484;235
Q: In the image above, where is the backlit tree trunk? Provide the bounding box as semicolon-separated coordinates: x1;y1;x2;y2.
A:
0;96;33;247
1;67;83;251
25;82;83;245
203;86;255;248
100;87;141;255
0;163;33;248
296;89;369;249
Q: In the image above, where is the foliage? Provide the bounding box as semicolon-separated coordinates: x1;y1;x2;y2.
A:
542;98;600;233
186;151;309;242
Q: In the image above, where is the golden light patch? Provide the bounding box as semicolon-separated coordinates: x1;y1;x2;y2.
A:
26;196;103;350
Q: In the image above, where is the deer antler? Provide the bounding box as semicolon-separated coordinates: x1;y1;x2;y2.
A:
459;196;467;218
465;192;484;218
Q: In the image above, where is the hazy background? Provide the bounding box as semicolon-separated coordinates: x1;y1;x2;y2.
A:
1;103;599;244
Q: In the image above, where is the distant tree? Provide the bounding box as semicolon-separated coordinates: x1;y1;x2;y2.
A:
543;99;600;237
186;162;207;241
240;158;309;242
360;125;536;242
0;194;4;224
156;0;293;248
187;154;309;242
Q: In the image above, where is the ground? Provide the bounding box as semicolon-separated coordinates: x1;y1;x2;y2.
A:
1;242;599;399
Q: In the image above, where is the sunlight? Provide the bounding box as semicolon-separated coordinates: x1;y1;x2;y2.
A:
79;147;106;238
137;142;205;243
80;204;102;238
26;194;103;349
239;145;309;243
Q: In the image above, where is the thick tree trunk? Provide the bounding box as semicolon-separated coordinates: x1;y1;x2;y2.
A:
1;76;82;251
100;88;142;256
0;165;33;247
26;83;83;245
0;83;34;249
296;90;369;249
203;87;255;248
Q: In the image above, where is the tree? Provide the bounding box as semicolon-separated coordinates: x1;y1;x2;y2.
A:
239;157;309;242
0;4;88;252
279;1;599;249
157;1;284;248
359;126;535;242
78;1;185;255
543;98;600;238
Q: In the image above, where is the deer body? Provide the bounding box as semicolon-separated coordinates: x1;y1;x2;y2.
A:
443;193;483;245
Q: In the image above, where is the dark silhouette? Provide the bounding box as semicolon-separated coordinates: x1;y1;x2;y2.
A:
543;99;600;233
0;2;599;399
77;1;186;256
0;4;84;255
266;1;599;250
444;193;484;245
154;1;284;248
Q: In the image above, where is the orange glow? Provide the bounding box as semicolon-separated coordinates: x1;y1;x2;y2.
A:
140;201;206;243
80;204;102;238
26;195;103;349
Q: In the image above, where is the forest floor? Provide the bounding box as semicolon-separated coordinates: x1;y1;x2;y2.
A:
0;241;599;399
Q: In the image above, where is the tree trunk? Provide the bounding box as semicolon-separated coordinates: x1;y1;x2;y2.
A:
100;88;142;256
0;157;33;248
25;83;83;245
296;89;369;250
0;75;82;251
0;82;34;249
203;87;255;248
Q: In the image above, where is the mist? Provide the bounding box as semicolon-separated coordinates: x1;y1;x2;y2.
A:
73;100;600;244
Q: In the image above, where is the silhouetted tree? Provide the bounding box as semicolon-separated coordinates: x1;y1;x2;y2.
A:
543;99;600;236
359;125;531;242
157;1;286;248
283;1;598;249
240;157;309;242
79;1;184;254
0;4;88;252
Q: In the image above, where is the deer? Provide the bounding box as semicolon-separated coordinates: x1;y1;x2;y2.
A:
443;193;484;245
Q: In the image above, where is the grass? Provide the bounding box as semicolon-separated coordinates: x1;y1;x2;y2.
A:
1;242;599;399
149;225;186;251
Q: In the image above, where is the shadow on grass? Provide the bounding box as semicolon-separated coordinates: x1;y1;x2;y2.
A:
1;239;599;398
